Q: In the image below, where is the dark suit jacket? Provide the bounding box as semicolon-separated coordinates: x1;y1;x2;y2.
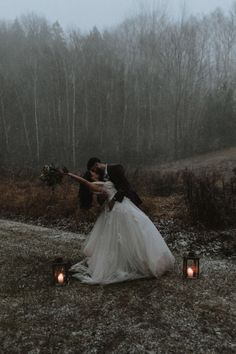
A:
107;164;142;207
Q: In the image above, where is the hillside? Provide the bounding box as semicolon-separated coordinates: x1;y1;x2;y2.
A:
149;147;236;175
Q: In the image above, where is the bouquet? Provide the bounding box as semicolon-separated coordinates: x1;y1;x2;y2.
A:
40;164;68;188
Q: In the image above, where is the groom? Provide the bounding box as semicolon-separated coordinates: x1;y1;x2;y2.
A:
90;159;142;210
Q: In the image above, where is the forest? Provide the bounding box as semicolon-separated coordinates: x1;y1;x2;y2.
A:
0;6;236;170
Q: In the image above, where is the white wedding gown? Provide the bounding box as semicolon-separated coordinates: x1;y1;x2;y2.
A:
70;181;175;284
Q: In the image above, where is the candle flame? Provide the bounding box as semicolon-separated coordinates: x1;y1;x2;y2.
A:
187;267;194;278
58;272;64;284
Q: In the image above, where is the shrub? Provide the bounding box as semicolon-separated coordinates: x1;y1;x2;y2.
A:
182;169;236;227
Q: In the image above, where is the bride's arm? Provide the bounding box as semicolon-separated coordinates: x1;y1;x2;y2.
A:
66;172;104;193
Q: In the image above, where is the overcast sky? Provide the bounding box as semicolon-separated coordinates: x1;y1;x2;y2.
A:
0;0;234;32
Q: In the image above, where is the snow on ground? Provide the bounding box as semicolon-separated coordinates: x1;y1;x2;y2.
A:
0;219;235;353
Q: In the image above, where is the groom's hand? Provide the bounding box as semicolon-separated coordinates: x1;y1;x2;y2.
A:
108;199;116;211
114;191;125;202
108;191;125;211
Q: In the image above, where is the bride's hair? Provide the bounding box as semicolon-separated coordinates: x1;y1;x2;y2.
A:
108;165;130;192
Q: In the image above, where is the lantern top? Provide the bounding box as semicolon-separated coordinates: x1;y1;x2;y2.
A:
183;251;199;259
53;257;64;264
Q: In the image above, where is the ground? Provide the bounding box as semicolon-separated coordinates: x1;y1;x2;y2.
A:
0;219;235;354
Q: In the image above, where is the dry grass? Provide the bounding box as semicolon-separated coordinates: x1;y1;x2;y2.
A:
0;179;102;230
0;177;185;233
0;146;236;231
1;167;235;232
0;179;76;218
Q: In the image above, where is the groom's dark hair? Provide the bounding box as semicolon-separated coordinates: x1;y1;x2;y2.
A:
87;157;101;171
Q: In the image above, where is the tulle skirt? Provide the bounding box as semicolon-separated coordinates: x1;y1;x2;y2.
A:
70;197;175;284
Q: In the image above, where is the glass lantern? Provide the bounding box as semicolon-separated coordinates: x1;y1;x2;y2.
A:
52;257;70;286
183;251;200;279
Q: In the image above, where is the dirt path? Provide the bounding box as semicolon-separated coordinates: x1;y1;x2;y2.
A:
0;219;235;354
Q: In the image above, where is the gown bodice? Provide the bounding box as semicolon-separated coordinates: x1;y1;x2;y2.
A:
93;181;117;201
103;181;117;201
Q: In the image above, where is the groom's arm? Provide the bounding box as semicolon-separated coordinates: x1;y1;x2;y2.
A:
107;164;130;210
108;163;143;208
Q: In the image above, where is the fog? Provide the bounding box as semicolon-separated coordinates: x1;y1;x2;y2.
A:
0;0;234;31
0;0;236;169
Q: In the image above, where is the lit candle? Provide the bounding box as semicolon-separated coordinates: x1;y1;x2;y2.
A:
58;272;64;284
187;267;194;278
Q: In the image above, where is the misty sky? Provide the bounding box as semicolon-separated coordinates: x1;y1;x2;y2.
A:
0;0;235;31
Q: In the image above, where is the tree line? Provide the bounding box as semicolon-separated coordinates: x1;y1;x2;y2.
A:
0;6;236;170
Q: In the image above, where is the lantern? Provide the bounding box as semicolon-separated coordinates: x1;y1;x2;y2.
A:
52;257;70;286
183;251;200;279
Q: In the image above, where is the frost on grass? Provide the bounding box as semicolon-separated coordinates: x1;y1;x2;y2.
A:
0;219;235;354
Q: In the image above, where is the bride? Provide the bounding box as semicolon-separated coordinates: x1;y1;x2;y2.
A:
65;166;175;284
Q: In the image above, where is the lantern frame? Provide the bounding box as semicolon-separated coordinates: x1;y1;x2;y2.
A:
183;251;200;279
52;257;70;286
